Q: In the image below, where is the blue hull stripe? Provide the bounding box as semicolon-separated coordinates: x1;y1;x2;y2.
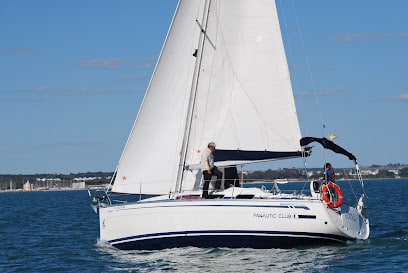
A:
118;203;311;211
109;230;348;250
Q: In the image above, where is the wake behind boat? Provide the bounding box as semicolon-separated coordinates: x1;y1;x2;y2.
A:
92;0;369;250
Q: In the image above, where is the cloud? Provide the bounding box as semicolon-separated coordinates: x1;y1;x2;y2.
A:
35;86;111;95
33;86;137;96
77;59;121;69
134;58;156;70
76;58;156;70
298;88;348;97
332;32;408;42
392;94;408;101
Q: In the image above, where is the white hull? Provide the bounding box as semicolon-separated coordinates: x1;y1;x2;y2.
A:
96;1;370;250
99;188;369;250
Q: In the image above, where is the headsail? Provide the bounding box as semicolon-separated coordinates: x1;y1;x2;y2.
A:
112;1;205;195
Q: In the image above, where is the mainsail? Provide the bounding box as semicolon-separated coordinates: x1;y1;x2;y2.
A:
112;0;302;195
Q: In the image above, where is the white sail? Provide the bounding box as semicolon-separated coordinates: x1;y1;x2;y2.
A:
183;0;302;190
112;0;301;195
112;1;205;194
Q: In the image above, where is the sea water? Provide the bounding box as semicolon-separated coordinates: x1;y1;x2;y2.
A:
0;178;407;273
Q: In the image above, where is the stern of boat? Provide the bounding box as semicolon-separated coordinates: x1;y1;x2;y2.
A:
325;204;369;240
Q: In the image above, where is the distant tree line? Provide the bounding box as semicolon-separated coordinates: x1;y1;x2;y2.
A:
244;166;408;182
244;168;305;181
398;167;408;176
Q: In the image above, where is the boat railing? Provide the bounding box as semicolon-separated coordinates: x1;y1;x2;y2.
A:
90;178;345;205
241;178;310;196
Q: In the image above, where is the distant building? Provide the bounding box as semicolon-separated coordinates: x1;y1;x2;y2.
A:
23;181;32;191
388;169;399;175
360;169;379;176
73;177;99;182
72;181;86;189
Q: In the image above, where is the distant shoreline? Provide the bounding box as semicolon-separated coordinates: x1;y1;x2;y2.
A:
0;188;88;194
2;177;405;194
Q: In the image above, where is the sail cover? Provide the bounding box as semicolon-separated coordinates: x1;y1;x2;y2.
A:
112;0;302;195
300;137;357;162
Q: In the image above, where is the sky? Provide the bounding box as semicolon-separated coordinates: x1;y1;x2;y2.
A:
0;0;407;174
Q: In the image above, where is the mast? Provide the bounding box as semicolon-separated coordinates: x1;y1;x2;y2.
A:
175;0;212;193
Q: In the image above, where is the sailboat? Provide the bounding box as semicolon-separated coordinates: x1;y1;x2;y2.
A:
94;0;369;250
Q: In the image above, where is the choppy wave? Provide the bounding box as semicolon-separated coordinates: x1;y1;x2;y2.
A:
1;179;408;273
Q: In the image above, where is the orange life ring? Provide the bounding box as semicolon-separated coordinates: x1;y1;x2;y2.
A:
321;182;343;208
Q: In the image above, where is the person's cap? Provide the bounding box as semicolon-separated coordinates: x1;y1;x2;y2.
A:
208;142;216;148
